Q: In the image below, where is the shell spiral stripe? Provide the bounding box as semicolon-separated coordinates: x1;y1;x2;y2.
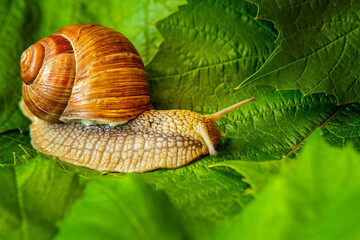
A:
20;23;152;124
22;36;76;122
55;24;152;123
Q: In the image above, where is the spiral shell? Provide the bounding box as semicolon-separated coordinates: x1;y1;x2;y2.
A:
20;24;152;124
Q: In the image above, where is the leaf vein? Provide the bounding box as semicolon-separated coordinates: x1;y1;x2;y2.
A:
150;54;270;80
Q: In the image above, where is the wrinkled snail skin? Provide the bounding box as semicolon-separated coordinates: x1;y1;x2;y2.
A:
21;102;221;173
21;97;255;173
20;23;256;173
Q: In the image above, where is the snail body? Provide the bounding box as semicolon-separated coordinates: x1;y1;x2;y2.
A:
20;24;255;173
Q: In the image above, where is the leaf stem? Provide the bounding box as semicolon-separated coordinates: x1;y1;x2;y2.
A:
286;104;350;156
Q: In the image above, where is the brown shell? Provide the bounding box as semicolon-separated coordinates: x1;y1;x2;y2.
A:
20;23;152;124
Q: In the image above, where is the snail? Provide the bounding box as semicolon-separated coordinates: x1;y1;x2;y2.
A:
19;23;255;173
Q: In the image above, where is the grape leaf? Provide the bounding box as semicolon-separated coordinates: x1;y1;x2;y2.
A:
0;156;86;240
213;87;340;161
55;176;191;240
30;0;186;65
140;158;251;220
148;0;278;111
321;103;360;150
0;0;31;133
0;131;33;166
215;130;360;240
238;0;360;104
209;159;285;194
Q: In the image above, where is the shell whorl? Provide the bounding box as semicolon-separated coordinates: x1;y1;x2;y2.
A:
22;36;76;122
20;23;152;124
20;43;45;85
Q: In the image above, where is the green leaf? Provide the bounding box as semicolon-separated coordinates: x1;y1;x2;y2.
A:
147;0;278;111
0;131;34;166
0;156;86;240
216;131;360;240
55;176;190;240
141;158;251;220
0;0;31;133
209;159;284;194
31;0;186;65
238;0;360;104
321;103;360;150
214;87;341;161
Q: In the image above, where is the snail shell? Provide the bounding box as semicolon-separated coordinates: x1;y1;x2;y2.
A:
20;23;256;173
20;23;152;125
